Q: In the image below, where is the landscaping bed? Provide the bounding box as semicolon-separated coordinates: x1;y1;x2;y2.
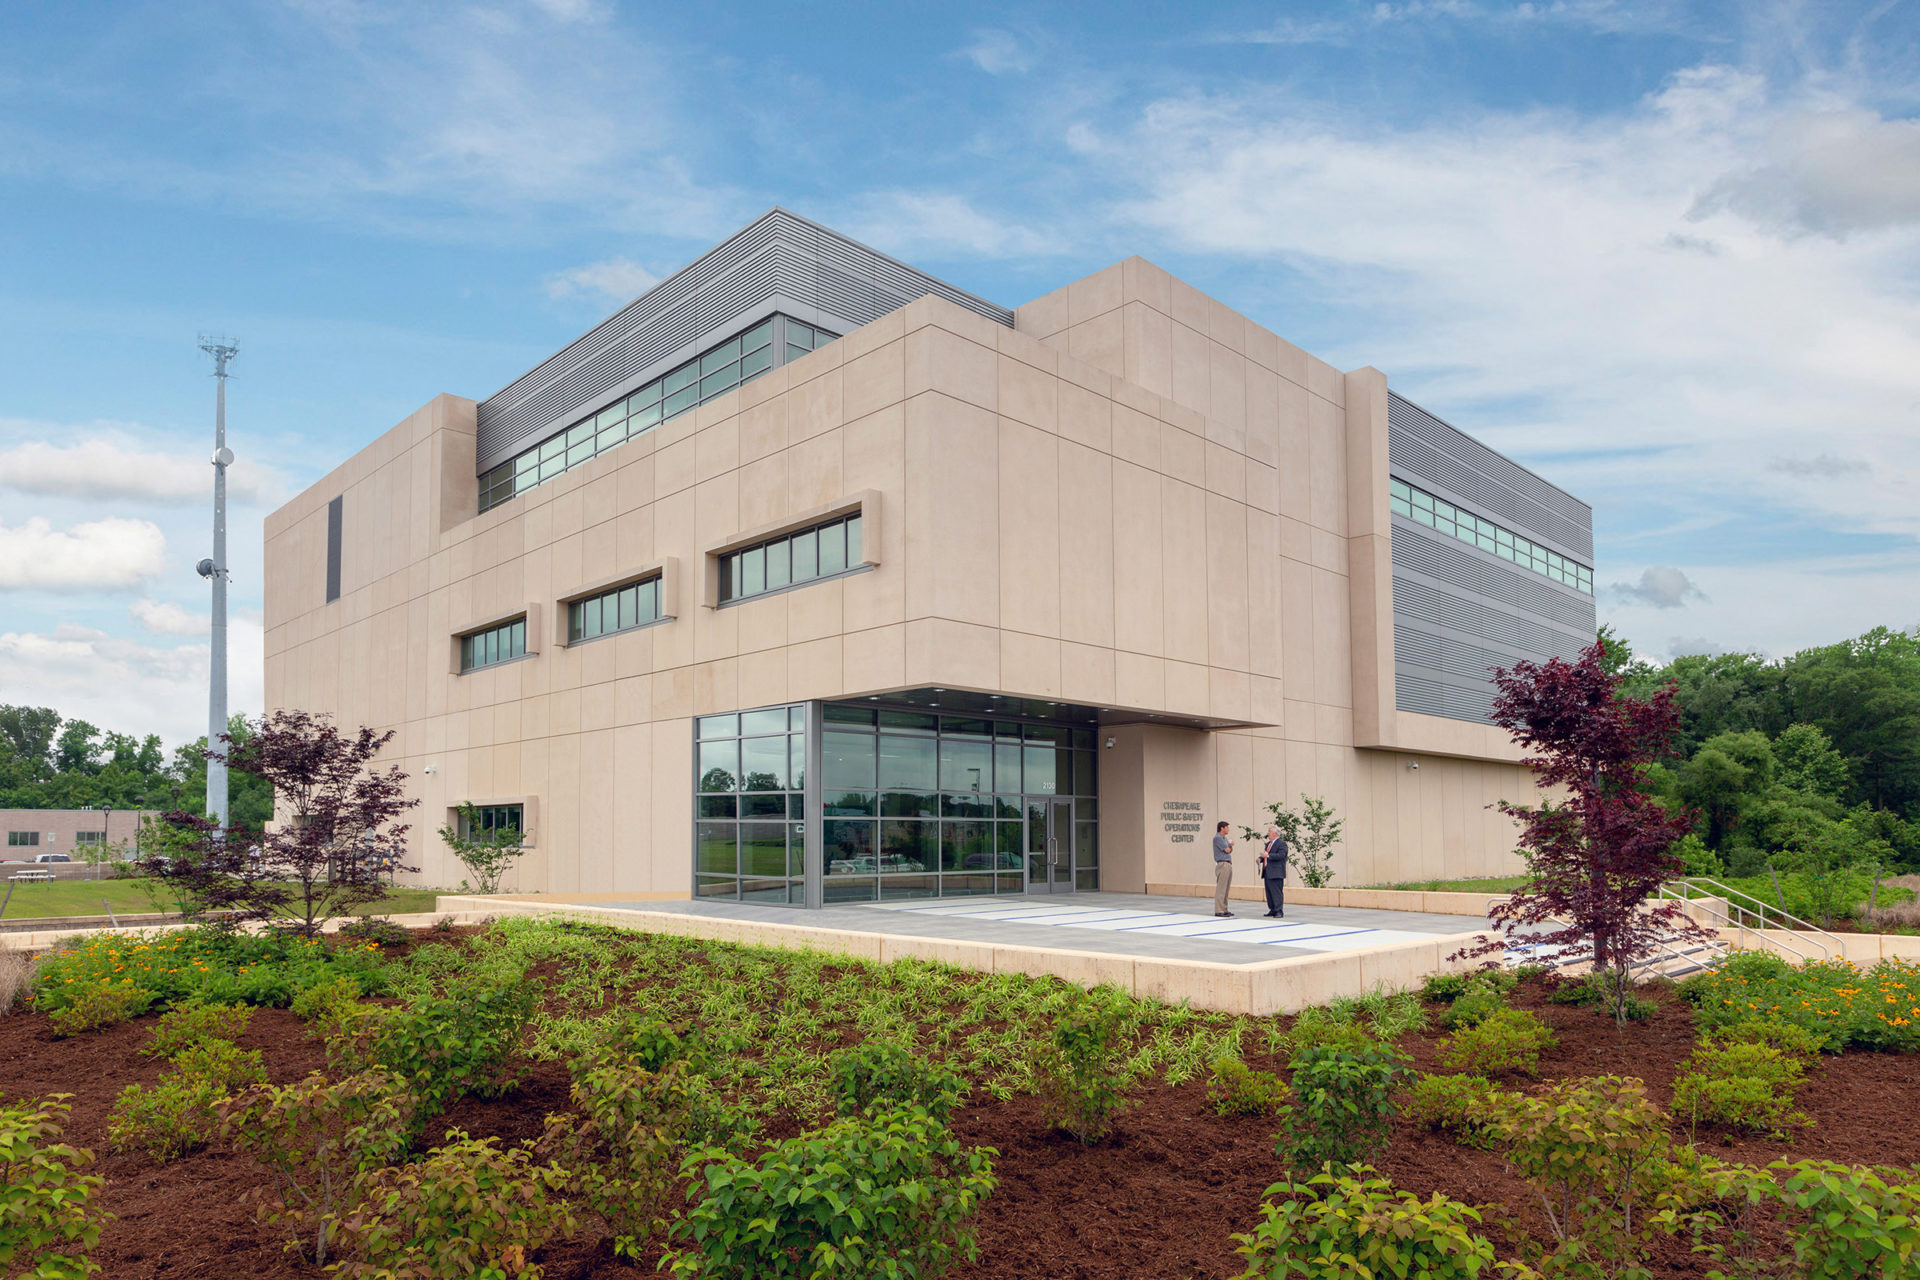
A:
6;921;1920;1279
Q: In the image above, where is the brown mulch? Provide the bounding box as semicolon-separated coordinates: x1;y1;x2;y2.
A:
6;950;1920;1279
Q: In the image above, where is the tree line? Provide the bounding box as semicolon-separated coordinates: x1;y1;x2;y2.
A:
1606;624;1920;875
0;705;274;828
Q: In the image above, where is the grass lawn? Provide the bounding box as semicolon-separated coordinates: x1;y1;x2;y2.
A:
0;877;446;922
1363;875;1532;894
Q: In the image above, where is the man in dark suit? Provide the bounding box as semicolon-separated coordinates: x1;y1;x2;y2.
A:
1257;825;1288;918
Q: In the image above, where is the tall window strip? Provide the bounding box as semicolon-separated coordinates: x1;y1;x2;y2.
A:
720;513;862;605
479;315;838;513
1390;478;1593;594
459;617;527;672
325;496;343;603
813;705;1099;904
568;577;662;643
695;704;809;906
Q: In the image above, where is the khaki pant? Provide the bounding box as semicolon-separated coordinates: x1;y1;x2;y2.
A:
1214;860;1233;913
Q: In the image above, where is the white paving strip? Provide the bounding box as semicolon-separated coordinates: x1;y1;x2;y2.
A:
862;899;1439;953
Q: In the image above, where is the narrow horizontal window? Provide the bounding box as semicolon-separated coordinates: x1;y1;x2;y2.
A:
478;315;842;514
459;617;527;672
1390;475;1592;596
568;575;662;643
718;512;866;605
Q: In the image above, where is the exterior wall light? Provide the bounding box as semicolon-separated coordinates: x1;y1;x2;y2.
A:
1105;736;1116;749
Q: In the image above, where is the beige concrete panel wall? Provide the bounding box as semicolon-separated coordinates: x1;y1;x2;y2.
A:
1137;725;1219;888
1343;368;1397;750
1097;726;1148;892
267;277;1546;899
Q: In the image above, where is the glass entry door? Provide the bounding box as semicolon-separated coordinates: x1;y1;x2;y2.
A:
1024;797;1075;893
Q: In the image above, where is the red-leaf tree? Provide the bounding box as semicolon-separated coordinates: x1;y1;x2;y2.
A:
214;710;419;935
1465;641;1704;1024
136;809;288;926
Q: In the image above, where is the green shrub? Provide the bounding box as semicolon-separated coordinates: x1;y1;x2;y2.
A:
1282;1007;1382;1057
219;1070;414;1268
542;1049;697;1261
829;1038;968;1123
333;1131;577;1280
1405;1073;1504;1150
1326;988;1430;1040
1685;955;1920;1052
32;925;388;1013
604;1014;694;1073
0;1095;111;1280
1032;989;1136;1143
108;1038;268;1162
288;973;362;1023
1489;1075;1689;1275
665;1106;996;1280
1548;971;1656;1021
1712;1016;1825;1058
141;1001;253;1058
1437;1008;1557;1077
1673;1039;1812;1137
1769;1158;1920;1279
1231;1165;1500;1279
372;977;535;1139
1207;1057;1290;1118
1275;1042;1407;1174
336;916;411;948
1421;972;1472;1002
44;978;150;1037
1442;988;1505;1032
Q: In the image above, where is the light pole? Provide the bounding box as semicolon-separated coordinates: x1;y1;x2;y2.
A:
132;796;145;869
98;803;112;880
197;335;238;831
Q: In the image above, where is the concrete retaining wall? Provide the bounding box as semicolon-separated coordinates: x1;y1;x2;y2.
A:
431;896;1490;1016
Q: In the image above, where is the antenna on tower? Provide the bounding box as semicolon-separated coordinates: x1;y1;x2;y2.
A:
197;334;239;830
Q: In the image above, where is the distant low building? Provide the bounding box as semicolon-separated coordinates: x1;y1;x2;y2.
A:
1;808;158;859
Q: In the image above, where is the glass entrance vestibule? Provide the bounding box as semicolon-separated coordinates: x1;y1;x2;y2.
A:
692;699;1099;907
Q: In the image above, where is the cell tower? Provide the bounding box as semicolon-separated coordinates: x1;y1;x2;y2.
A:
196;334;238;830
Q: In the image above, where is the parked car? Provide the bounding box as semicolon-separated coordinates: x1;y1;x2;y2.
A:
32;853;72;863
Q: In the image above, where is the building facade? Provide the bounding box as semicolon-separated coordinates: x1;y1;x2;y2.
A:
1;809;156;859
264;211;1594;904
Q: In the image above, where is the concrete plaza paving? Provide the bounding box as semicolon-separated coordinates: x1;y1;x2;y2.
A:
595;891;1493;967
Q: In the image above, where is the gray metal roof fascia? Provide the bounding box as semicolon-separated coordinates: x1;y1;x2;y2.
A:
473;208;1012;471
1387;391;1593;517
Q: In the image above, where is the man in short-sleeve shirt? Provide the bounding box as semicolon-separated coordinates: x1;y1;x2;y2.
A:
1211;821;1234;917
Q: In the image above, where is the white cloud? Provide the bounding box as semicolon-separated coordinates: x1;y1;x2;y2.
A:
0;619;264;748
1605;547;1920;665
0;516;167;591
0;435;289;506
1093;64;1920;553
959;29;1035;75
130;598;208;636
842;192;1059;259
1609;565;1708;608
1695;109;1920;236
542;256;662;306
1770;454;1870;478
0;4;740;245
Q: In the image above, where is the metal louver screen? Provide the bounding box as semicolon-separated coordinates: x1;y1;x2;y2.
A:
1386;392;1596;725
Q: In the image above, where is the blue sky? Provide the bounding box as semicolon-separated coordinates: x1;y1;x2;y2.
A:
2;0;1917;744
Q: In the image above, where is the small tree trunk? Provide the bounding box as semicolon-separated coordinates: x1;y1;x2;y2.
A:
1868;865;1884;924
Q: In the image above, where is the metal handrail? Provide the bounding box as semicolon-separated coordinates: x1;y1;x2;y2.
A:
1658;877;1841;964
1482;896;1730;978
